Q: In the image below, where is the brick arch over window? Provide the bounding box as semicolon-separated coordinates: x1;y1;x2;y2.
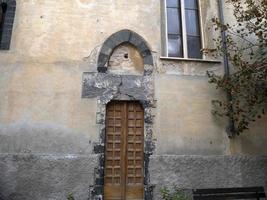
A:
97;30;153;73
0;0;16;50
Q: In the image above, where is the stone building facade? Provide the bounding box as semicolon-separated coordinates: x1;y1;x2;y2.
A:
0;0;266;200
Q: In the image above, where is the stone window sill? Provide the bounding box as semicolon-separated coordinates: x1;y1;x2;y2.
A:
160;56;222;63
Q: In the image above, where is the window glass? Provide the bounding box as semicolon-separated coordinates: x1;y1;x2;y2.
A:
185;9;200;36
165;0;202;59
0;8;2;26
167;0;180;7
0;3;7;40
185;0;198;9
167;8;182;34
0;1;15;50
187;36;201;58
1;3;7;15
168;36;183;57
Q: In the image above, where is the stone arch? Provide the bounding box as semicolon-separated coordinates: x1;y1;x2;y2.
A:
97;29;153;73
0;0;16;50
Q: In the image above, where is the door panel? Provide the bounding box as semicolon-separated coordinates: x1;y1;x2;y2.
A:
104;102;125;200
126;102;144;200
104;101;144;200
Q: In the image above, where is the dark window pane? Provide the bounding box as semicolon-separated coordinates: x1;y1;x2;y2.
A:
168;35;183;57
167;8;182;34
0;3;7;41
167;0;180;7
0;8;2;25
185;9;200;36
187;36;202;59
185;0;198;9
0;3;6;26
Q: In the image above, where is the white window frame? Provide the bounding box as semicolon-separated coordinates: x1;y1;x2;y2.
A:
164;0;204;59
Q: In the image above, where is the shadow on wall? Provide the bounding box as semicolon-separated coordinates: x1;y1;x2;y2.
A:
0;122;93;154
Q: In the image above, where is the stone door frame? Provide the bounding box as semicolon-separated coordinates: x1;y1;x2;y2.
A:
82;30;155;200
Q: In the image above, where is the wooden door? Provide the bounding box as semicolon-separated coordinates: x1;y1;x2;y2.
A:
104;101;144;200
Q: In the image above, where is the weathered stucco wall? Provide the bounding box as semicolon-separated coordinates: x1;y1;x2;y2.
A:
0;0;160;155
0;0;231;156
0;0;267;199
0;0;160;63
154;74;229;155
2;0;264;156
0;62;98;154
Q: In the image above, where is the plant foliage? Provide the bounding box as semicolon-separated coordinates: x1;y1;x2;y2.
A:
207;0;267;135
160;186;189;200
67;193;75;200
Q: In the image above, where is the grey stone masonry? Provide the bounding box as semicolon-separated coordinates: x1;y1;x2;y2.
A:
82;73;153;102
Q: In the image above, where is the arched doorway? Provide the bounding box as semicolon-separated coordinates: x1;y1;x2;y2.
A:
83;29;155;200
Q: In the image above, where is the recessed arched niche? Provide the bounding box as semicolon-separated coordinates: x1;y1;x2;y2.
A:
107;43;144;75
